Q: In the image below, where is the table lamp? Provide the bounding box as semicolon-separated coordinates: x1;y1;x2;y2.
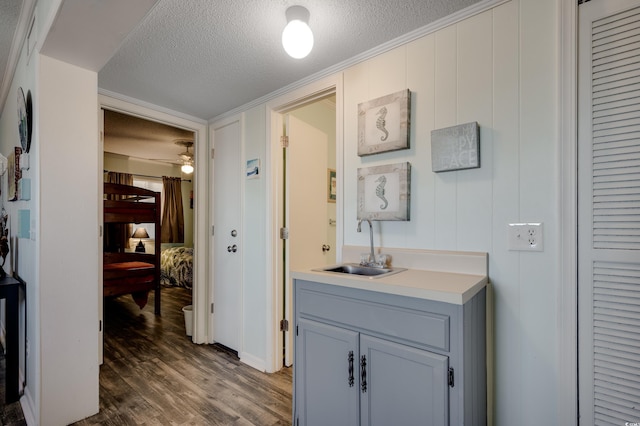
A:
132;227;149;253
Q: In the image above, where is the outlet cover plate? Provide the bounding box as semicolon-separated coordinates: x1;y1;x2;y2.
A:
508;223;543;251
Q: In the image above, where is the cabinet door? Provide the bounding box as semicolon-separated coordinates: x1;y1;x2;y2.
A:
296;318;359;426
360;335;449;426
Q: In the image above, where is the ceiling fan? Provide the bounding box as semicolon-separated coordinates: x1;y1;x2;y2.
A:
145;139;195;173
175;140;194;174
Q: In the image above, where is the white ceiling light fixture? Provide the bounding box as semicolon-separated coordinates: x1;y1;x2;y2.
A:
176;140;194;174
181;162;194;174
282;5;314;59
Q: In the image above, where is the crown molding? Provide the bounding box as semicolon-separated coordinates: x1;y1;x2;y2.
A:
210;0;510;123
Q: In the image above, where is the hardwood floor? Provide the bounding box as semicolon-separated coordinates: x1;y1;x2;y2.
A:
0;352;25;426
0;286;291;425
75;286;292;425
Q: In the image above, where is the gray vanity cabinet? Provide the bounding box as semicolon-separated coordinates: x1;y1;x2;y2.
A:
296;319;359;425
293;278;486;426
360;334;449;425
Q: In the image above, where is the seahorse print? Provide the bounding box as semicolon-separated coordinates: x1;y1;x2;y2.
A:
376;106;389;141
375;175;388;210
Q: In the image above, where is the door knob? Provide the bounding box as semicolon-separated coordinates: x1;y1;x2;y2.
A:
322;244;331;252
227;245;232;252
231;244;237;253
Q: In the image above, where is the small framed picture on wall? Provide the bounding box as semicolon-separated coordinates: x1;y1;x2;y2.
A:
327;169;336;203
357;89;411;156
7;147;22;202
357;162;411;221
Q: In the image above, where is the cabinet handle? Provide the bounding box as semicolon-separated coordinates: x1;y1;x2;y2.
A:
360;355;367;393
348;351;354;387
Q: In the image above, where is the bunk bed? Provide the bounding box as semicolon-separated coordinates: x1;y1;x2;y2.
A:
103;182;161;314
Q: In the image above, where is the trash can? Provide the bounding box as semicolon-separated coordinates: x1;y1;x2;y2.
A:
182;305;193;336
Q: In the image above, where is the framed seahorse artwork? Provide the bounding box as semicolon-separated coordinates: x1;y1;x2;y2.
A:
357;89;411;156
357;162;411;221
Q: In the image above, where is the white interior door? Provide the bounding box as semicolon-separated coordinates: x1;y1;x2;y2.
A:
285;114;330;365
578;2;640;424
213;120;242;351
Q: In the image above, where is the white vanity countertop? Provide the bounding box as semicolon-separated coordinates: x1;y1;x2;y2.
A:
292;266;487;305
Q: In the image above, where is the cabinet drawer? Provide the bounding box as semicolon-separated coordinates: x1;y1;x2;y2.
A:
298;287;450;352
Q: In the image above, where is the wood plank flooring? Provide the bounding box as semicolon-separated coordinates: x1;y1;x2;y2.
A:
0;352;25;426
76;286;292;425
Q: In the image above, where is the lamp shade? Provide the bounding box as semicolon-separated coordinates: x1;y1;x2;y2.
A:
132;227;149;253
282;6;313;59
132;227;149;239
181;163;194;174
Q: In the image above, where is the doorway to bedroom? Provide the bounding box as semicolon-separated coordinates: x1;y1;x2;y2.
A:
101;108;197;344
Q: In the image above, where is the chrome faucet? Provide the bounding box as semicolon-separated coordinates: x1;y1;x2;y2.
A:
357;219;380;267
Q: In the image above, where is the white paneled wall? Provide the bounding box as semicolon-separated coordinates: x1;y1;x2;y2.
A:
232;0;560;424
341;2;560;425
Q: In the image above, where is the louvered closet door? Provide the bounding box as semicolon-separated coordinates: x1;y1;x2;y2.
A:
578;2;640;425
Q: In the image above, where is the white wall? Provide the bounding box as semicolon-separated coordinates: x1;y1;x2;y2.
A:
39;54;100;424
0;15;38;422
342;2;559;424
233;0;561;424
241;106;268;364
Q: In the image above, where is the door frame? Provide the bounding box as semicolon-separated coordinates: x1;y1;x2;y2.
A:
264;75;344;372
559;0;577;425
99;93;211;343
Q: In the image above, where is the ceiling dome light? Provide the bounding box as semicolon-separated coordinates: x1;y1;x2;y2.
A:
282;6;313;59
181;162;194;174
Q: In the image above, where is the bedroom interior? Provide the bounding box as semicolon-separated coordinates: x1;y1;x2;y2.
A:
102;109;195;325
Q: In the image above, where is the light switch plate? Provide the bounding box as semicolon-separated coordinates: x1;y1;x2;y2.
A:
508;223;543;251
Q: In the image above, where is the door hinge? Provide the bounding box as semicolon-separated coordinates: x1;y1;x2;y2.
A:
211;148;215;159
280;227;289;240
448;367;454;387
296;325;299;336
99;320;102;332
281;135;289;148
212;225;215;236
211;303;214;314
280;319;289;332
99;225;103;237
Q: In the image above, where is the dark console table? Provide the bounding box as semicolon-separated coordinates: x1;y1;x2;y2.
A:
0;276;23;403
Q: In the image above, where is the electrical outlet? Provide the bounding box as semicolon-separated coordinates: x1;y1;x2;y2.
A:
508;223;544;251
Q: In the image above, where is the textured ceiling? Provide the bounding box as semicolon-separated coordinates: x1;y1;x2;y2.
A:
2;0;482;162
98;0;481;121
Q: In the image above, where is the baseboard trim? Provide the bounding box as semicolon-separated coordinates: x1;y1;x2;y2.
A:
239;352;266;372
20;388;36;426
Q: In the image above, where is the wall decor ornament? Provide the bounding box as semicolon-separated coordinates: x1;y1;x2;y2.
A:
246;158;260;179
0;209;8;278
357;162;410;221
327;169;336;203
17;88;32;153
357;89;411;156
431;121;480;172
7;147;22;202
